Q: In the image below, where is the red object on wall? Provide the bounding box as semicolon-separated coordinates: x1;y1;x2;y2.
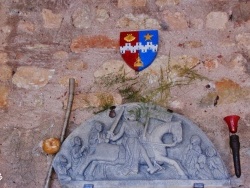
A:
224;115;240;134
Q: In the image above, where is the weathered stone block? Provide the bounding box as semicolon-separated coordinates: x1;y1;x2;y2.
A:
96;8;109;23
42;9;63;29
70;35;118;53
116;14;161;29
215;78;247;104
0;52;8;64
118;0;147;8
162;11;188;30
204;59;219;70
145;18;162;29
178;41;203;48
17;20;35;34
53;51;69;60
12;66;55;89
94;59;131;78
229;54;247;71
232;2;250;22
200;92;218;107
206;11;228;30
156;0;180;7
0;65;12;82
236;33;250;57
66;60;88;71
190;18;204;29
64;92;122;110
59;76;79;87
173;55;200;68
0;85;9;108
72;6;92;29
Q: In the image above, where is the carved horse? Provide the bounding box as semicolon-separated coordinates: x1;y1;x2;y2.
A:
75;120;187;180
146;121;186;177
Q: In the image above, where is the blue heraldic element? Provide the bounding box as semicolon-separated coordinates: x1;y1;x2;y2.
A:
138;30;158;71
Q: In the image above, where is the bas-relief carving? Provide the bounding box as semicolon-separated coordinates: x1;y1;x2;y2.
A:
53;103;230;187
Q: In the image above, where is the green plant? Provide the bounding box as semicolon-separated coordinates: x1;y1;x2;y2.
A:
95;55;207;108
93;93;115;114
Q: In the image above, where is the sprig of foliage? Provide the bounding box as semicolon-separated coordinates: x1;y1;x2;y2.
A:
95;66;138;88
93;93;115;114
119;85;149;103
95;56;207;108
172;64;206;83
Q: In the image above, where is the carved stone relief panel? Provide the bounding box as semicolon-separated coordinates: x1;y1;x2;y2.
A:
53;103;231;188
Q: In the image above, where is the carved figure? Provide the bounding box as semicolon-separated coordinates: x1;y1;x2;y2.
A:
71;136;88;170
88;121;106;155
53;103;230;187
74;105;187;179
147;121;187;178
183;135;202;178
206;146;227;179
57;155;72;182
110;105;160;175
195;154;213;179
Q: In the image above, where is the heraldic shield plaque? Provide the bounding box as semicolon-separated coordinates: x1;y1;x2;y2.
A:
120;30;158;72
53;103;233;188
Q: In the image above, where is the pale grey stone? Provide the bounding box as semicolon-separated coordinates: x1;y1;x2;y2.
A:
12;66;55;89
72;6;92;29
162;11;188;30
116;14;161;30
0;65;12;82
93;59;131;78
206;12;228;30
42;9;63;29
190;18;204;29
155;0;180;8
236;33;250;57
53;103;231;188
229;54;247;72
17;20;35;34
118;0;147;8
0;52;8;64
96;8;109;23
53;51;69;60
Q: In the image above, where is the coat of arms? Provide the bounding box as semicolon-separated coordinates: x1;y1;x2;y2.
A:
120;30;158;72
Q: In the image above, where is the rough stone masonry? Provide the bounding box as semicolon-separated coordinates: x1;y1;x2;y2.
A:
0;0;250;187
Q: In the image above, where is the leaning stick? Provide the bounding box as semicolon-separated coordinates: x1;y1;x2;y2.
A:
44;78;75;188
60;78;75;142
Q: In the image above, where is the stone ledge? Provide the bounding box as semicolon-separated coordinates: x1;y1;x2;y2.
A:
64;179;231;188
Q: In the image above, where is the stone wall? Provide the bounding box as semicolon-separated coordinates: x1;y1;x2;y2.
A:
0;0;250;187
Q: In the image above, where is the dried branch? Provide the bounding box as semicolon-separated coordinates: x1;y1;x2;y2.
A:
44;78;75;188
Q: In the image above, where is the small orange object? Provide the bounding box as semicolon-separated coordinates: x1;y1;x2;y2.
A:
42;138;61;154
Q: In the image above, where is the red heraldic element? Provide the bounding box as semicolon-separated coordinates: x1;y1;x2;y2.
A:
120;30;158;72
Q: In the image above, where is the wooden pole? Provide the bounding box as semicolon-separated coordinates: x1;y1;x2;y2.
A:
44;78;75;188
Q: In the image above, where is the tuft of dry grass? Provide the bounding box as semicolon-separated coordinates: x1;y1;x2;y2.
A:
95;55;207;108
